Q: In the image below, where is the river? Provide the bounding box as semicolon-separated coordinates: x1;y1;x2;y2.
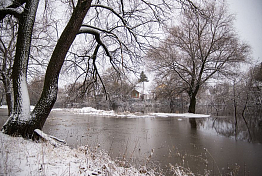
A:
1;108;262;175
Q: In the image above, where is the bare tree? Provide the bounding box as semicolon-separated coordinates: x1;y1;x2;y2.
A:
0;0;195;137
208;82;231;116
0;15;18;115
0;1;57;115
60;0;176;99
101;67;134;100
1;0;92;137
244;63;262;114
147;1;250;115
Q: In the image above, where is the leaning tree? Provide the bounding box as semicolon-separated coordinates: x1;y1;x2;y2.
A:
0;0;196;137
148;0;250;115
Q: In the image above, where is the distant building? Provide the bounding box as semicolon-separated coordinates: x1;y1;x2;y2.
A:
131;89;140;99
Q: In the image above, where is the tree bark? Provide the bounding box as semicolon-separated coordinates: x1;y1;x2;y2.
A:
31;0;92;130
2;0;92;137
188;90;198;128
188;95;196;113
2;0;40;137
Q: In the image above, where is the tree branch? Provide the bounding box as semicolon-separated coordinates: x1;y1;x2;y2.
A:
91;4;127;25
90;4;139;43
78;26;113;63
0;0;26;20
0;8;22;20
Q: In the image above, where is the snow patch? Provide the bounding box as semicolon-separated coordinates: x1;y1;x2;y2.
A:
0;105;8;109
151;112;210;118
19;75;31;120
0;132;154;175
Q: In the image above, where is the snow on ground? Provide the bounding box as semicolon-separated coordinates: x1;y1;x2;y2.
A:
0;105;8;109
1;105;210;118
0;132;154;176
0;105;35;111
0;106;198;175
150;112;210;118
52;106;210;118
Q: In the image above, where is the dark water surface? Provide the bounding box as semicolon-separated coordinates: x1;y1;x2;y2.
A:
42;110;262;175
1;108;262;175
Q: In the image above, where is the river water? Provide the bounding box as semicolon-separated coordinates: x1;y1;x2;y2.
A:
42;110;262;175
1;108;262;175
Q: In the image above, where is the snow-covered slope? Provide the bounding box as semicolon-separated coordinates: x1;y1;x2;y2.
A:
0;132;154;176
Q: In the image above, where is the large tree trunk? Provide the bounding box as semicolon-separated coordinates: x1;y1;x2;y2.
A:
30;0;92;131
2;0;92;137
188;95;196;113
188;90;198;128
2;0;40;137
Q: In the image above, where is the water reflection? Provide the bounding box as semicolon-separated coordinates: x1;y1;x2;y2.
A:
198;116;262;143
189;118;197;128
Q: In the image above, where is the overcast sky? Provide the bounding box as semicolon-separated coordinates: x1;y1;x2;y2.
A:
227;0;262;63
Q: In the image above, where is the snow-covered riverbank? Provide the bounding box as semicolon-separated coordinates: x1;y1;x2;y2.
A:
0;132;154;175
0;106;205;175
52;106;210;118
0;105;210;118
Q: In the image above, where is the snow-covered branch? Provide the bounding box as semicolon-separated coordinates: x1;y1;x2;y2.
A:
34;129;66;147
78;26;113;62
